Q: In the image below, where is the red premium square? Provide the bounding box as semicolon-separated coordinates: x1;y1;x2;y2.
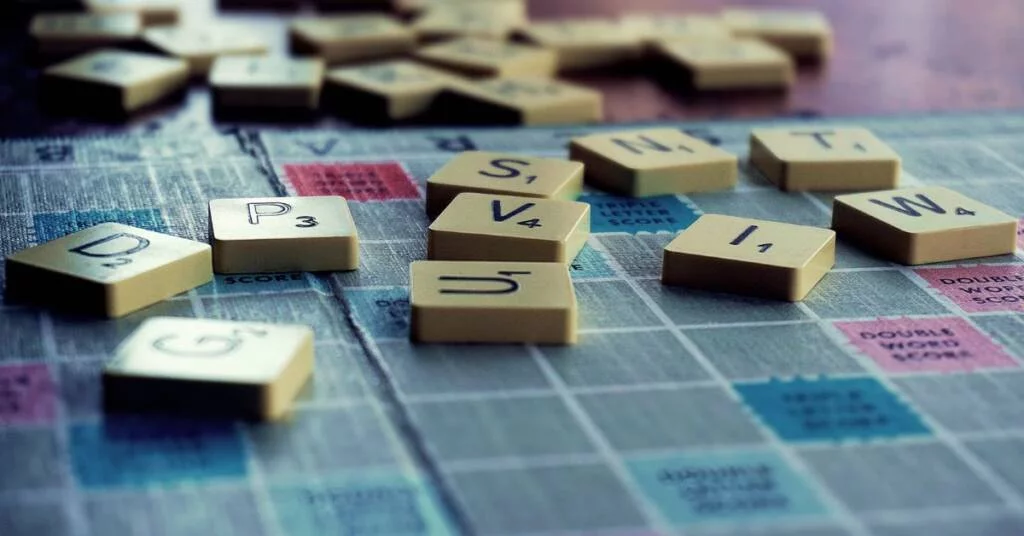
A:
283;162;420;202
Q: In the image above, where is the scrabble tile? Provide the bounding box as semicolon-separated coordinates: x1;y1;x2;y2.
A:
323;60;458;122
620;14;732;44
426;151;583;219
749;127;901;192
290;15;416;65
30;13;141;56
435;77;603;126
209;56;324;111
84;0;179;26
103;317;313;420
519;19;643;71
415;38;557;78
209;196;359;273
663;214;835;301
143;25;268;76
429;193;590;263
410;260;576;344
5;223;211;318
411;0;526;40
722;8;833;59
832;186;1017;265
569;127;737;197
42;49;188;113
654;38;794;90
397;0;525;16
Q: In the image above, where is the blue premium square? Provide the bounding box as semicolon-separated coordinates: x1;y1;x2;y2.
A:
580;194;699;234
34;208;167;243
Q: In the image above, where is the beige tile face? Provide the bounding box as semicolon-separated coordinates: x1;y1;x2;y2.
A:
412;2;525;39
45;49;187;87
209;196;359;273
144;25;267;63
106;317;312;384
84;0;179;25
572;128;732;170
290;15;415;63
7;222;210;284
666;214;835;269
658;38;791;70
722;9;831;37
326;60;454;96
411;260;574;309
520;19;641;70
429;193;589;262
621;14;732;41
210;56;324;89
429;151;583;196
833;187;1016;235
444;77;603;125
30;12;141;40
752;127;898;163
416;38;556;77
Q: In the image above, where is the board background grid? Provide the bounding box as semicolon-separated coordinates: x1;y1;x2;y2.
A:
3;113;1024;535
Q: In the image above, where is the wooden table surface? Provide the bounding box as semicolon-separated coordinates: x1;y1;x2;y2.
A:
1;0;1022;136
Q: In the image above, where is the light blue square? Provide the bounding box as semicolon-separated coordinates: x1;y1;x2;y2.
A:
270;471;455;536
579;194;699;234
627;449;827;526
569;244;616;280
735;377;931;442
33;208;166;243
194;272;329;297
345;287;410;339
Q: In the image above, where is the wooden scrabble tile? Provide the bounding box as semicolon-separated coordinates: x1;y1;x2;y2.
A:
209;196;359;273
143;24;268;76
620;13;733;44
209;56;324;110
663;214;835;301
429;193;589;263
426;151;583;219
30;12;141;56
42;49;188;113
397;0;525;16
323;60;458;121
411;0;526;40
654;38;794;90
415;38;556;78
722;8;833;59
569;127;737;197
84;0;179;26
519;19;643;71
290;15;416;65
5;222;211;318
103;317;313;420
749;127;901;191
832;186;1017;265
435;77;603;125
410;260;576;344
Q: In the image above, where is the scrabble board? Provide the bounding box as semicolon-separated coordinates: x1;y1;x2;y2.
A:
5;112;1024;535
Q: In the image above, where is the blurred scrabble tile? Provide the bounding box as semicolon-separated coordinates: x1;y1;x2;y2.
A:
655;38;794;90
722;8;833;59
397;0;525;15
103;317;313;420
750;127;900;191
436;77;602;125
323;60;458;122
84;0;179;26
143;24;268;75
519;19;643;71
210;56;324;111
621;13;732;44
429;193;589;263
569;127;736;197
410;260;576;344
30;12;141;56
5;222;211;317
209;196;359;273
412;0;526;40
663;214;835;301
42;49;188;113
832;186;1017;265
426;150;583;218
312;0;392;10
415;38;556;78
290;15;416;65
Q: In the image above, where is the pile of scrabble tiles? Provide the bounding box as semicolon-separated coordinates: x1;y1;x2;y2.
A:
25;0;832;122
6;124;1018;422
